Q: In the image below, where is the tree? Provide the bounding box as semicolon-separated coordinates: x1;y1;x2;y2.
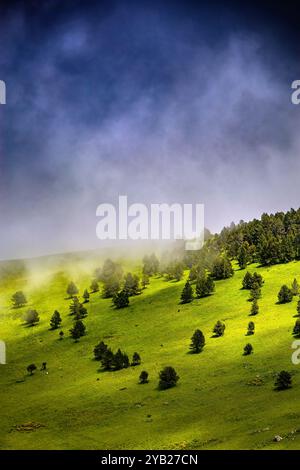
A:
97;259;123;298
278;285;293;304
124;273;140;296
237;242;249;269
141;274;150;289
27;364;37;376
249;282;261;301
131;352;141;366
83;289;90;303
213;320;225;337
242;272;253;290
195;275;215;298
250;299;259;316
50;310;62;330
291;278;300;296
190;329;205;353
247;321;255;335
243;343;253;355
212;255;234;280
24;309;39;326
113;349;126;370
69;320;86;342
158;366;179;390
142;253;159;276
59;330;64;340
139;370;149;384
101;348;115;370
94;341;108;361
274;370;292;390
90;279;99;293
11;291;27;308
293;319;300;337
180;281;193;304
113;290;130;308
66;281;79;298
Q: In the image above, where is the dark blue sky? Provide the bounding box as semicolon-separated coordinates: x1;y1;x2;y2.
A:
0;0;300;259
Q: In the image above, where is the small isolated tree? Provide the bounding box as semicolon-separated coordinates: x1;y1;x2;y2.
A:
180;281;193;304
213;320;225;337
69;319;86;342
190;329;205;353
292;278;300;296
82;289;90;303
113;290;130;309
159;366;179;390
139;370;149;384
247;321;255;336
123;273;140;296
131;352;141;366
195;275;215;298
250;299;259;316
12;291;27;308
50;310;62;330
243;343;253;355
90;279;99;293
274;370;292;390
66;281;79;298
24;309;39;326
27;363;37;376
293;319;300;337
141;274;150;289
278;285;293;304
101;348;115;370
94;341;108;361
59;330;64;340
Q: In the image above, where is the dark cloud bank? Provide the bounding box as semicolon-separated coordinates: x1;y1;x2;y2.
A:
0;0;300;259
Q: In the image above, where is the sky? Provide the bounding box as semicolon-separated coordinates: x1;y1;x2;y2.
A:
0;0;300;259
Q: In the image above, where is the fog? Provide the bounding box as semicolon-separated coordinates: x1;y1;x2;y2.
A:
0;2;299;260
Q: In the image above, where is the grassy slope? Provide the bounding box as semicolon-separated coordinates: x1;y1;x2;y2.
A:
1;258;300;450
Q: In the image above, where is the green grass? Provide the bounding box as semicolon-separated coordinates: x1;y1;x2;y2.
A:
2;256;300;450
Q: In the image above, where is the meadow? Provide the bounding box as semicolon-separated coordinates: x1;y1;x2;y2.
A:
1;254;300;449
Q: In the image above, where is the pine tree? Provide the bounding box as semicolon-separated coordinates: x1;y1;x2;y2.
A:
66;281;79;298
90;279;99;293
69;296;80;316
195;275;215;298
213;320;225;337
113;290;130;308
293;319;300;337
83;289;90;303
243;343;253;355
141;274;150;289
158;366;179;390
180;281;193;304
190;329;205;353
237;243;249;269
131;352;141;366
139;370;149;384
242;272;253;289
124;273;140;296
278;285;293;304
50;310;62;330
69;320;86;342
94;341;108;361
101;349;115;370
250;299;259;316
247;321;255;335
274;370;292;390
249;282;261;301
291;278;300;296
297;298;300;317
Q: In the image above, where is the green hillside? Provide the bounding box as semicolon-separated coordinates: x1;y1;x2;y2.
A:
1;256;300;450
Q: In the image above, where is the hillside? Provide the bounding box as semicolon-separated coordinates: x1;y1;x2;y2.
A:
1;256;300;450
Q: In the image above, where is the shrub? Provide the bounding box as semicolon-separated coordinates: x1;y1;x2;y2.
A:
243;343;253;355
274;370;292;390
247;321;255;335
139;370;149;384
213;320;225;337
27;364;37;376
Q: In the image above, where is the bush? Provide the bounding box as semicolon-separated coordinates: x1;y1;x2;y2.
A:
27;364;37;376
247;321;255;335
274;370;292;390
213;321;225;337
243;343;253;355
278;285;293;304
131;352;141;366
250;299;259;316
158;366;179;390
